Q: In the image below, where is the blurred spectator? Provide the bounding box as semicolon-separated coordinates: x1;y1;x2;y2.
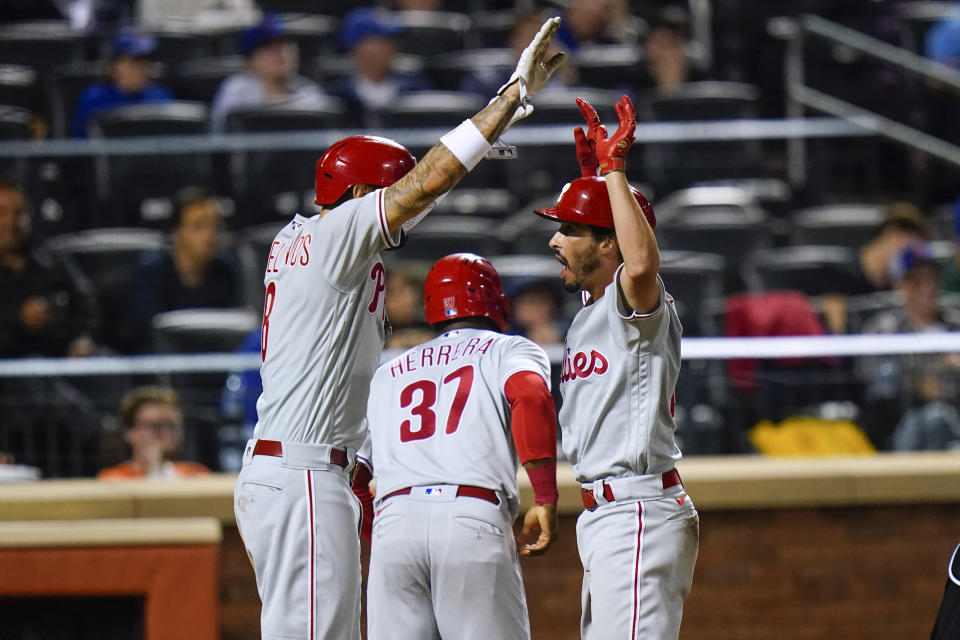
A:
636;7;705;96
98;386;210;479
70;30;173;138
926;4;960;69
941;198;960;294
507;278;565;346
554;0;625;52
384;267;433;349
210;14;328;133
130;187;244;350
860;243;960;450
330;7;431;128
0;179;96;358
820;202;929;333
460;12;571;97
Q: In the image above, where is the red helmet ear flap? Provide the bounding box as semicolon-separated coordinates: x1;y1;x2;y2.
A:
424;253;510;332
315;136;415;205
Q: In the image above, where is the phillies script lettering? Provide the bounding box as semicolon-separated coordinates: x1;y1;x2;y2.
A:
560;348;609;382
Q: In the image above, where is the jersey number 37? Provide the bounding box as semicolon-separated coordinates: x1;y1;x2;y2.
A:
399;365;474;443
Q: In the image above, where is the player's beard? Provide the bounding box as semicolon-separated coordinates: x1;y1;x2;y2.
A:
559;249;601;294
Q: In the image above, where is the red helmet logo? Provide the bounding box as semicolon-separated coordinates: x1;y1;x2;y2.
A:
315;135;416;205
424;253;511;332
534;176;655;230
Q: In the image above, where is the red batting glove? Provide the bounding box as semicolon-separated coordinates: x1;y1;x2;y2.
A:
574;97;600;177
593;95;636;175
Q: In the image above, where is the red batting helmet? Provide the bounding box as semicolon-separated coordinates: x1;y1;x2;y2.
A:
424;253;511;332
314;135;416;205
534;176;656;230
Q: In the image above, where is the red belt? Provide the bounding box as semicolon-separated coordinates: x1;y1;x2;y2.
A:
381;485;500;506
581;469;682;511
252;439;349;469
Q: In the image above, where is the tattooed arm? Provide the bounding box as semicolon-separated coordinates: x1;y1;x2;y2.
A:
382;86;522;233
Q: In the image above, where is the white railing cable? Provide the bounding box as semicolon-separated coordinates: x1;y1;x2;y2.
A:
2;333;959;377
0;118;875;159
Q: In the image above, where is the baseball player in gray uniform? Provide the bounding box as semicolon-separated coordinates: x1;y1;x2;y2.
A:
535;95;699;639
233;17;565;640
353;253;559;640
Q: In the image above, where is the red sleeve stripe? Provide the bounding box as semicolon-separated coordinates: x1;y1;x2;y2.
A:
377;189;398;249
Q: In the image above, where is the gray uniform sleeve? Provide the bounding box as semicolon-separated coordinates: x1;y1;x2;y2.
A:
498;336;552;394
606;264;682;351
310;189;401;289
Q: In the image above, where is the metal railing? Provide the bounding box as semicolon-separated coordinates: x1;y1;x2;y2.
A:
781;13;960;186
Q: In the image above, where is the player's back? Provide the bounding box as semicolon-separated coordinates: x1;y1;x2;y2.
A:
366;328;550;507
255;190;397;449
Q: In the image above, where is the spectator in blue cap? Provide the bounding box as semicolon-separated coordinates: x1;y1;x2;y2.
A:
210;14;327;133
329;7;431;127
70;30;174;138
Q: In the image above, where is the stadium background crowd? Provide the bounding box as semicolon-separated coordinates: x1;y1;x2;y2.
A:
1;0;960;478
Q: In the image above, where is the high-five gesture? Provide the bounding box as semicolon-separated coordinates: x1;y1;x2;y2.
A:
593;95;636;175
499;17;566;107
573;97;600;177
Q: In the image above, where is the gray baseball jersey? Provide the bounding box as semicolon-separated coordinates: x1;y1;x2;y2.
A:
364;328;551;509
362;328;551;640
560;267;682;482
562;266;698;640
254;188;399;449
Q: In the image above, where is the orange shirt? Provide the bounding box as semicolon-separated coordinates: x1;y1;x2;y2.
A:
97;461;210;480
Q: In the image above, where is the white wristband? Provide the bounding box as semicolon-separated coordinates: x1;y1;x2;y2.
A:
440;119;492;172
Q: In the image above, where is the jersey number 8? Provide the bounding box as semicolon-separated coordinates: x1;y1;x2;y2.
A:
399;365;474;443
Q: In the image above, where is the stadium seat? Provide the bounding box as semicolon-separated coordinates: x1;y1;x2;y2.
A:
169;56;246;104
395;10;471;58
658;250;726;336
381;91;485;128
742;245;858;297
653;185;759;225
400;215;506;264
0;64;41;113
498;196;563;256
0;21;84;71
276;13;339;59
656;208;772;292
468;9;516;48
0;106;32;140
152;308;259;354
571;44;645;91
150;31;218;64
789;204;885;248
693;177;793;216
48;228;167;352
432;188;516;218
306;52;425;85
514;87;621;125
640;82;763;193
225;101;345;224
259;0;366;17
427;48;514;92
47;61;105;138
87;102;212;222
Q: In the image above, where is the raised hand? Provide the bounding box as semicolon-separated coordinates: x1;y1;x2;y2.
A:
574;97;601;176
499;17;566;105
593;95;636;175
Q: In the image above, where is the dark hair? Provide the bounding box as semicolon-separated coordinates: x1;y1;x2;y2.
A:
119;386;180;431
170;186;216;231
649;6;689;38
432;316;501;333
878;202;929;239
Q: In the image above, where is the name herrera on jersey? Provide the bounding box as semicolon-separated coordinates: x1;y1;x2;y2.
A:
389;336;494;378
